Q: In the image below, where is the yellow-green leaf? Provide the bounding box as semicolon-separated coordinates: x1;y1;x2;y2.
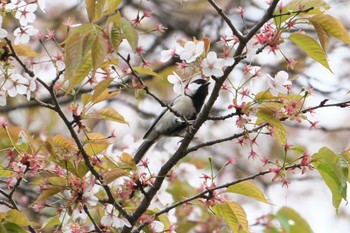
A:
42;215;61;229
92;88;118;104
312;147;348;212
82;93;93;106
289;33;332;73
48;177;67;186
5;210;31;226
85;0;95;22
310;14;350;45
2;222;27;233
105;0;122;14
13;45;41;57
50;135;78;152
109;26;123;50
68;53;93;91
93;0;106;22
119;152;135;166
92;78;114;101
88;107;128;124
212;202;249;233
133;66;162;78
226;181;270;204
92;34;108;72
118;17;138;52
256;105;286;144
276;207;313;233
83;132;111;156
35;188;62;203
310;19;330;50
103;168;128;183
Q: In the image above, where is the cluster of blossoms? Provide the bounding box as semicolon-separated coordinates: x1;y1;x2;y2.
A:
1;0;45;44
0;69;37;105
160;39;234;94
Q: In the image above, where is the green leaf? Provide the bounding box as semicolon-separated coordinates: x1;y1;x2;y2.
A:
118;17;138;52
6;210;31;226
276;207;313;233
2;223;27;233
133;66;162;78
92;34;108;72
42;215;61;229
310;14;350;45
85;0;95;22
274;0;330;25
256;105;287;144
289;33;332;73
105;0;122;14
226;181;270;204
35;188;62;203
212;202;249;233
85;0;106;22
68;53;93;91
109;26;123;50
312;147;349;211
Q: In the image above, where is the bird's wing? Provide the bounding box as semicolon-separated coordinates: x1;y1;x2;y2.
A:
142;95;180;140
143;107;168;140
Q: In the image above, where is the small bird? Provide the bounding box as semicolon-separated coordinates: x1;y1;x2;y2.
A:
133;79;210;164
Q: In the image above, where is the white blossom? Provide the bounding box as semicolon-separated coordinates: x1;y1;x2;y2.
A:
167;72;183;94
0;16;7;38
5;0;19;11
201;51;225;77
179;41;204;63
4;73;29;97
0;91;7;106
13;25;38;44
15;2;37;26
267;71;292;96
160;40;184;62
26;77;37;100
101;204;131;229
150;221;165;233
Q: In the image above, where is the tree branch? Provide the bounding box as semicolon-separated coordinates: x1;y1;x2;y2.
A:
134;163;306;232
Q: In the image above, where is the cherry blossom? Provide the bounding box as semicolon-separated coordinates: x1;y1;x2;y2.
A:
13;25;39;44
201;51;225;77
150;220;165;233
0;91;7;106
101;204;131;228
179;41;204;63
26;77;37;100
167;71;183;94
15;2;38;26
0;16;7;38
4;0;19;11
3;73;29;97
160;40;184;62
267;71;292;96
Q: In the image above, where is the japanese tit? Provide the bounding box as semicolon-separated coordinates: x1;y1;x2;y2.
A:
133;79;210;164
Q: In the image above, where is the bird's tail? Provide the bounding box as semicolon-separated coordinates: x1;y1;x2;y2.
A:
133;140;155;164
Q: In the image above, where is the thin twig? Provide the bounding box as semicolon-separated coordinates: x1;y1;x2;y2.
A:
207;0;243;41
